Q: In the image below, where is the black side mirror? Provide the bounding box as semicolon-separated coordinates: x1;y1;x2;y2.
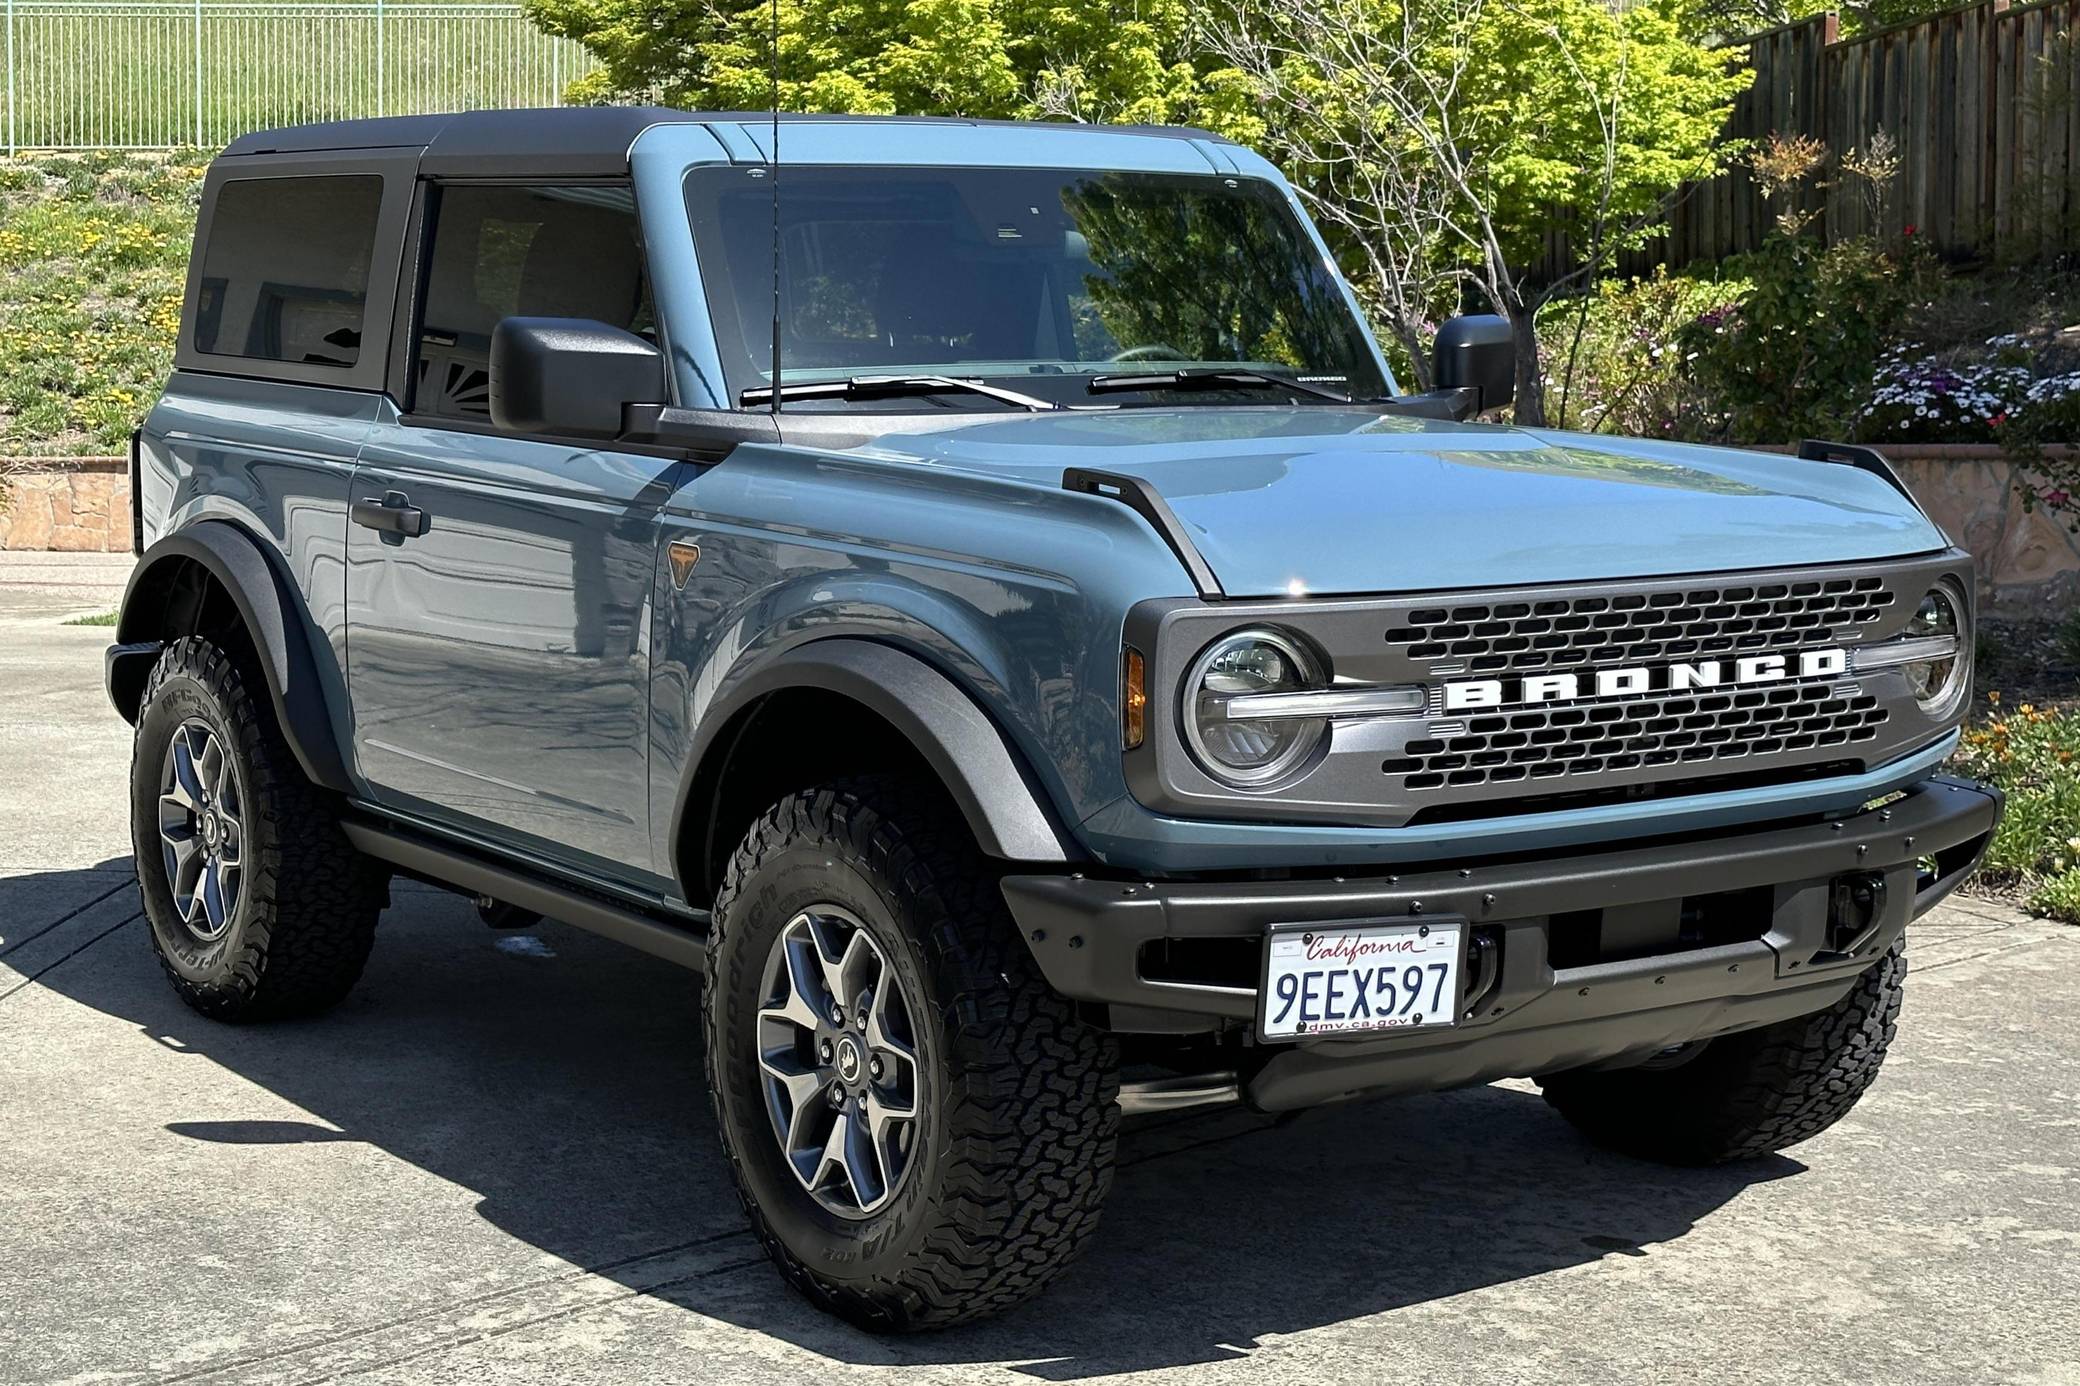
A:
1434;314;1515;414
489;317;665;438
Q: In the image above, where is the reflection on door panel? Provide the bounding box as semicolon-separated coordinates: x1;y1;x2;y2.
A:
344;180;674;882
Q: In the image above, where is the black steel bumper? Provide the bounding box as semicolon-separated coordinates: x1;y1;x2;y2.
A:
1002;775;2002;1113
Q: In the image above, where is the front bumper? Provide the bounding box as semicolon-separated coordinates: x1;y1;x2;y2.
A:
1002;775;2002;1112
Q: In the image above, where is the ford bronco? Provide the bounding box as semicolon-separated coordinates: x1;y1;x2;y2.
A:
109;107;2002;1330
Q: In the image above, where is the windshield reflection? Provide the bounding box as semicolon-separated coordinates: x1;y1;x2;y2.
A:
683;164;1387;409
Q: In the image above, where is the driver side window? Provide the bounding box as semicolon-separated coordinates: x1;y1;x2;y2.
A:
413;183;654;421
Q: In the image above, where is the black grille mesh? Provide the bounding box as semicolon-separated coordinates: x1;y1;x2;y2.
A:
1383;685;1889;791
1385;575;1896;677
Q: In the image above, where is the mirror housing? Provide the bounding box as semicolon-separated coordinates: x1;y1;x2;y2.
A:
489;317;665;438
1434;314;1515;415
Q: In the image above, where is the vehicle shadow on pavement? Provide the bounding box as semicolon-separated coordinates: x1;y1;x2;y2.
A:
23;860;1803;1379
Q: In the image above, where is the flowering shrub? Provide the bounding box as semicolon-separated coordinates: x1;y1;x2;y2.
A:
1539;269;1744;436
2006;366;2080;525
1952;694;2080;921
1677;233;1930;445
1855;343;2034;442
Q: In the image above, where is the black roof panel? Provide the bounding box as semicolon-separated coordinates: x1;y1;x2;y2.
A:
218;107;1230;176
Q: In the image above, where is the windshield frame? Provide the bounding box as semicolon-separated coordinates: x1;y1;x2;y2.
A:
680;162;1395;412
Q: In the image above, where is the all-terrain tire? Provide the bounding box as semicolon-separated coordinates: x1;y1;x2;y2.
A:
704;776;1119;1331
1539;937;1907;1164
131;634;386;1020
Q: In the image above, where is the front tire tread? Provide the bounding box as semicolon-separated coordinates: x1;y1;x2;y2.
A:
705;776;1118;1331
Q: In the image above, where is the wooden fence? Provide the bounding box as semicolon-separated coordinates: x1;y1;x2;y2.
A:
1541;0;2080;279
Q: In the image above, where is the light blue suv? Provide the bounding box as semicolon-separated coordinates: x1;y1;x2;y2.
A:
108;107;2001;1329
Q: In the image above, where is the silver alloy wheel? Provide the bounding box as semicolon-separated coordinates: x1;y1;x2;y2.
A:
157;719;244;943
755;906;922;1218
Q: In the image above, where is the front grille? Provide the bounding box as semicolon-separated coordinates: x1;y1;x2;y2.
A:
1385;575;1895;677
1385;684;1889;791
1125;552;1961;830
1400;759;1863;825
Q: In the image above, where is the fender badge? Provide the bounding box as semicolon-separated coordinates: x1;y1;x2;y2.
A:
667;540;702;590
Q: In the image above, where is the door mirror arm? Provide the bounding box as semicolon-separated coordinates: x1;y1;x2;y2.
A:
621;405;782;461
1378;387;1484;423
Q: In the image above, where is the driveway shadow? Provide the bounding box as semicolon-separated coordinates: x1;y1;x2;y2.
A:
16;858;1801;1377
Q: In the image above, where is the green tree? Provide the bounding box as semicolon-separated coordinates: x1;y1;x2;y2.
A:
526;0;1247;126
1206;0;1747;419
530;0;1746;423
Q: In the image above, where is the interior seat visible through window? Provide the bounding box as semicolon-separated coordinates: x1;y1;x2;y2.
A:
414;184;654;421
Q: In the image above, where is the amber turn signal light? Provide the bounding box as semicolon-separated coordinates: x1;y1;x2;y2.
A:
1122;647;1147;750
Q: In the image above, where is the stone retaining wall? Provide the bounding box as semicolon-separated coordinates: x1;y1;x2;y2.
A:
1748;444;2080;619
1892;452;2080;619
0;458;130;553
4;446;2076;616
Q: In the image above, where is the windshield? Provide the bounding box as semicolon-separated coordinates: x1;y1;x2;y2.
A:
683;164;1390;408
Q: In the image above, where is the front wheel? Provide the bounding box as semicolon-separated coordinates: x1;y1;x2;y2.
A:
1539;937;1907;1164
704;777;1119;1331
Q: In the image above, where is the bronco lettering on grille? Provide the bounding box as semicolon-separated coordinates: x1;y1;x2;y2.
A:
1442;648;1848;712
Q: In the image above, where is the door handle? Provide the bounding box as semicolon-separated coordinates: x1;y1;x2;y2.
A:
351;491;430;538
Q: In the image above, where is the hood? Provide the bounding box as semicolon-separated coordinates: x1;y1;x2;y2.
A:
838;408;1948;597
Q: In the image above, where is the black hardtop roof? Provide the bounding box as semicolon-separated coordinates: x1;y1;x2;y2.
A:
219;107;1233;177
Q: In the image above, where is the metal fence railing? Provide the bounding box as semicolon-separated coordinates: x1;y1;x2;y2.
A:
2;1;600;151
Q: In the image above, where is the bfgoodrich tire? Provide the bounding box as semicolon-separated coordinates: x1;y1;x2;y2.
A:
131;635;386;1021
704;776;1119;1331
1539;937;1907;1164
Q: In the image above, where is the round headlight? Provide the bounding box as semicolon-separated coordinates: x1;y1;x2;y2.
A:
1903;583;1968;717
1183;628;1327;787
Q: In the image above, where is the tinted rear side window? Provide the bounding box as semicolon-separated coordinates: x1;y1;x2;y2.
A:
194;175;384;368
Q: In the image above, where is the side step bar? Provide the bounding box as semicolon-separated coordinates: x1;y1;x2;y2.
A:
1117;1071;1243;1116
341;819;707;972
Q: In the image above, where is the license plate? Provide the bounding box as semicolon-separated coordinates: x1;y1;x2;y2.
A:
1259;919;1463;1041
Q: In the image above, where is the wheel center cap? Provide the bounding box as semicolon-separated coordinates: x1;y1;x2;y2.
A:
835;1037;862;1083
201;813;220;848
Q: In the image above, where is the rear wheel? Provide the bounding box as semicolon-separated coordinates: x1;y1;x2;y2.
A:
1539;937;1906;1164
704;776;1119;1331
130;635;386;1020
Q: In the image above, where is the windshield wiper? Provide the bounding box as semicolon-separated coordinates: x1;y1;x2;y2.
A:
738;374;1059;411
1084;368;1355;404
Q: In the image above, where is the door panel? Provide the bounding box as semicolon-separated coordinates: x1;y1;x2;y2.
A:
346;411;685;882
345;177;678;884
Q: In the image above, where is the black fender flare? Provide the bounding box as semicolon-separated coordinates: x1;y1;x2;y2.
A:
111;521;353;794
674;638;1075;879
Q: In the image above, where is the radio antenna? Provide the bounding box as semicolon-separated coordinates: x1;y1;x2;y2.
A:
767;0;782;416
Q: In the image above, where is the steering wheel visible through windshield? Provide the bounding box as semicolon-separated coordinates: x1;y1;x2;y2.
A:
682;163;1390;409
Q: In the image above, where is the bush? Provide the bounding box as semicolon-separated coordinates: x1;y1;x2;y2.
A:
2005;360;2080;525
1678;232;1932;444
1540;268;1746;436
2026;869;2080;925
1854;343;2034;443
0;150;205;456
1951;696;2080;892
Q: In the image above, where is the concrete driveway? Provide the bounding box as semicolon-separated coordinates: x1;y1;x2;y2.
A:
3;553;2077;1385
